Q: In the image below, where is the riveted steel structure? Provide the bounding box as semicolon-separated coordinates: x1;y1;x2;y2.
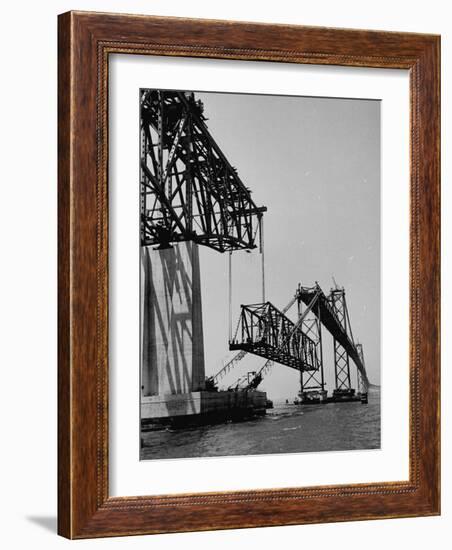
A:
229;301;319;371
297;293;325;396
210;294;298;390
330;288;352;391
140;90;266;252
297;284;370;391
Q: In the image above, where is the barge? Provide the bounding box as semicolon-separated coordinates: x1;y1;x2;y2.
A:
293;388;368;405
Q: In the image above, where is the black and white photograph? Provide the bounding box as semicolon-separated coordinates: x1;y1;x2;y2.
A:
2;1;445;546
139;88;381;461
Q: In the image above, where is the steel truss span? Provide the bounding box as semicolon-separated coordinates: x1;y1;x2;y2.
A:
140;90;266;252
228;283;370;393
229;301;319;371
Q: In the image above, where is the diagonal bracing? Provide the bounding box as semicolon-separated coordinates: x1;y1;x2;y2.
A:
140;90;267;252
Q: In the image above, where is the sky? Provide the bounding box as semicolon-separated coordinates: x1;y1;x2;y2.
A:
194;91;381;400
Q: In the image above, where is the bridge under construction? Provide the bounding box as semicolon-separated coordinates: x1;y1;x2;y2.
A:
140;89;370;427
227;282;369;404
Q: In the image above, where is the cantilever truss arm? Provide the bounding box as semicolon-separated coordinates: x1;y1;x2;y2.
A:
140;90;267;252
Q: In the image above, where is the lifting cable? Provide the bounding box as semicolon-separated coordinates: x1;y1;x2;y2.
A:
228;251;233;343
260;215;265;303
228;215;266;346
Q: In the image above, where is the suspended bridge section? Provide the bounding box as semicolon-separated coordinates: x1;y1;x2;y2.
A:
229;301;319;371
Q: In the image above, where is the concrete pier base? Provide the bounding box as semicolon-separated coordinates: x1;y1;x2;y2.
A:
141;390;267;426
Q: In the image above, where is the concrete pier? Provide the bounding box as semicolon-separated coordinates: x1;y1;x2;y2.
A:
141;242;205;398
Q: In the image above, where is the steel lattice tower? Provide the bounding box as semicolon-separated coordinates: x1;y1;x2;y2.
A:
297;297;325;396
330;288;353;391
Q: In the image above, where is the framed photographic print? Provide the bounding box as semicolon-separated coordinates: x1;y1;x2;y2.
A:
58;11;440;538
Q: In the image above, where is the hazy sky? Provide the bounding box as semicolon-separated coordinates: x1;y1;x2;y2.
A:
194;91;380;400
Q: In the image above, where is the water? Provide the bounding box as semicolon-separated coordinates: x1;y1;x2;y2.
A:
141;389;380;460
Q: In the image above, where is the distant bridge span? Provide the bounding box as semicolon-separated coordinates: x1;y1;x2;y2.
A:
297;285;370;388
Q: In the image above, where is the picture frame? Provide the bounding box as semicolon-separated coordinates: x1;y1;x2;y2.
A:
58;10;440;539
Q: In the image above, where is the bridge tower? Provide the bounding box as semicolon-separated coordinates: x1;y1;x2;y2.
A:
297;291;326;403
330;288;355;398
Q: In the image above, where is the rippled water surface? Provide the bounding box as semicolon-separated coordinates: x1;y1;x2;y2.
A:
141;389;380;460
